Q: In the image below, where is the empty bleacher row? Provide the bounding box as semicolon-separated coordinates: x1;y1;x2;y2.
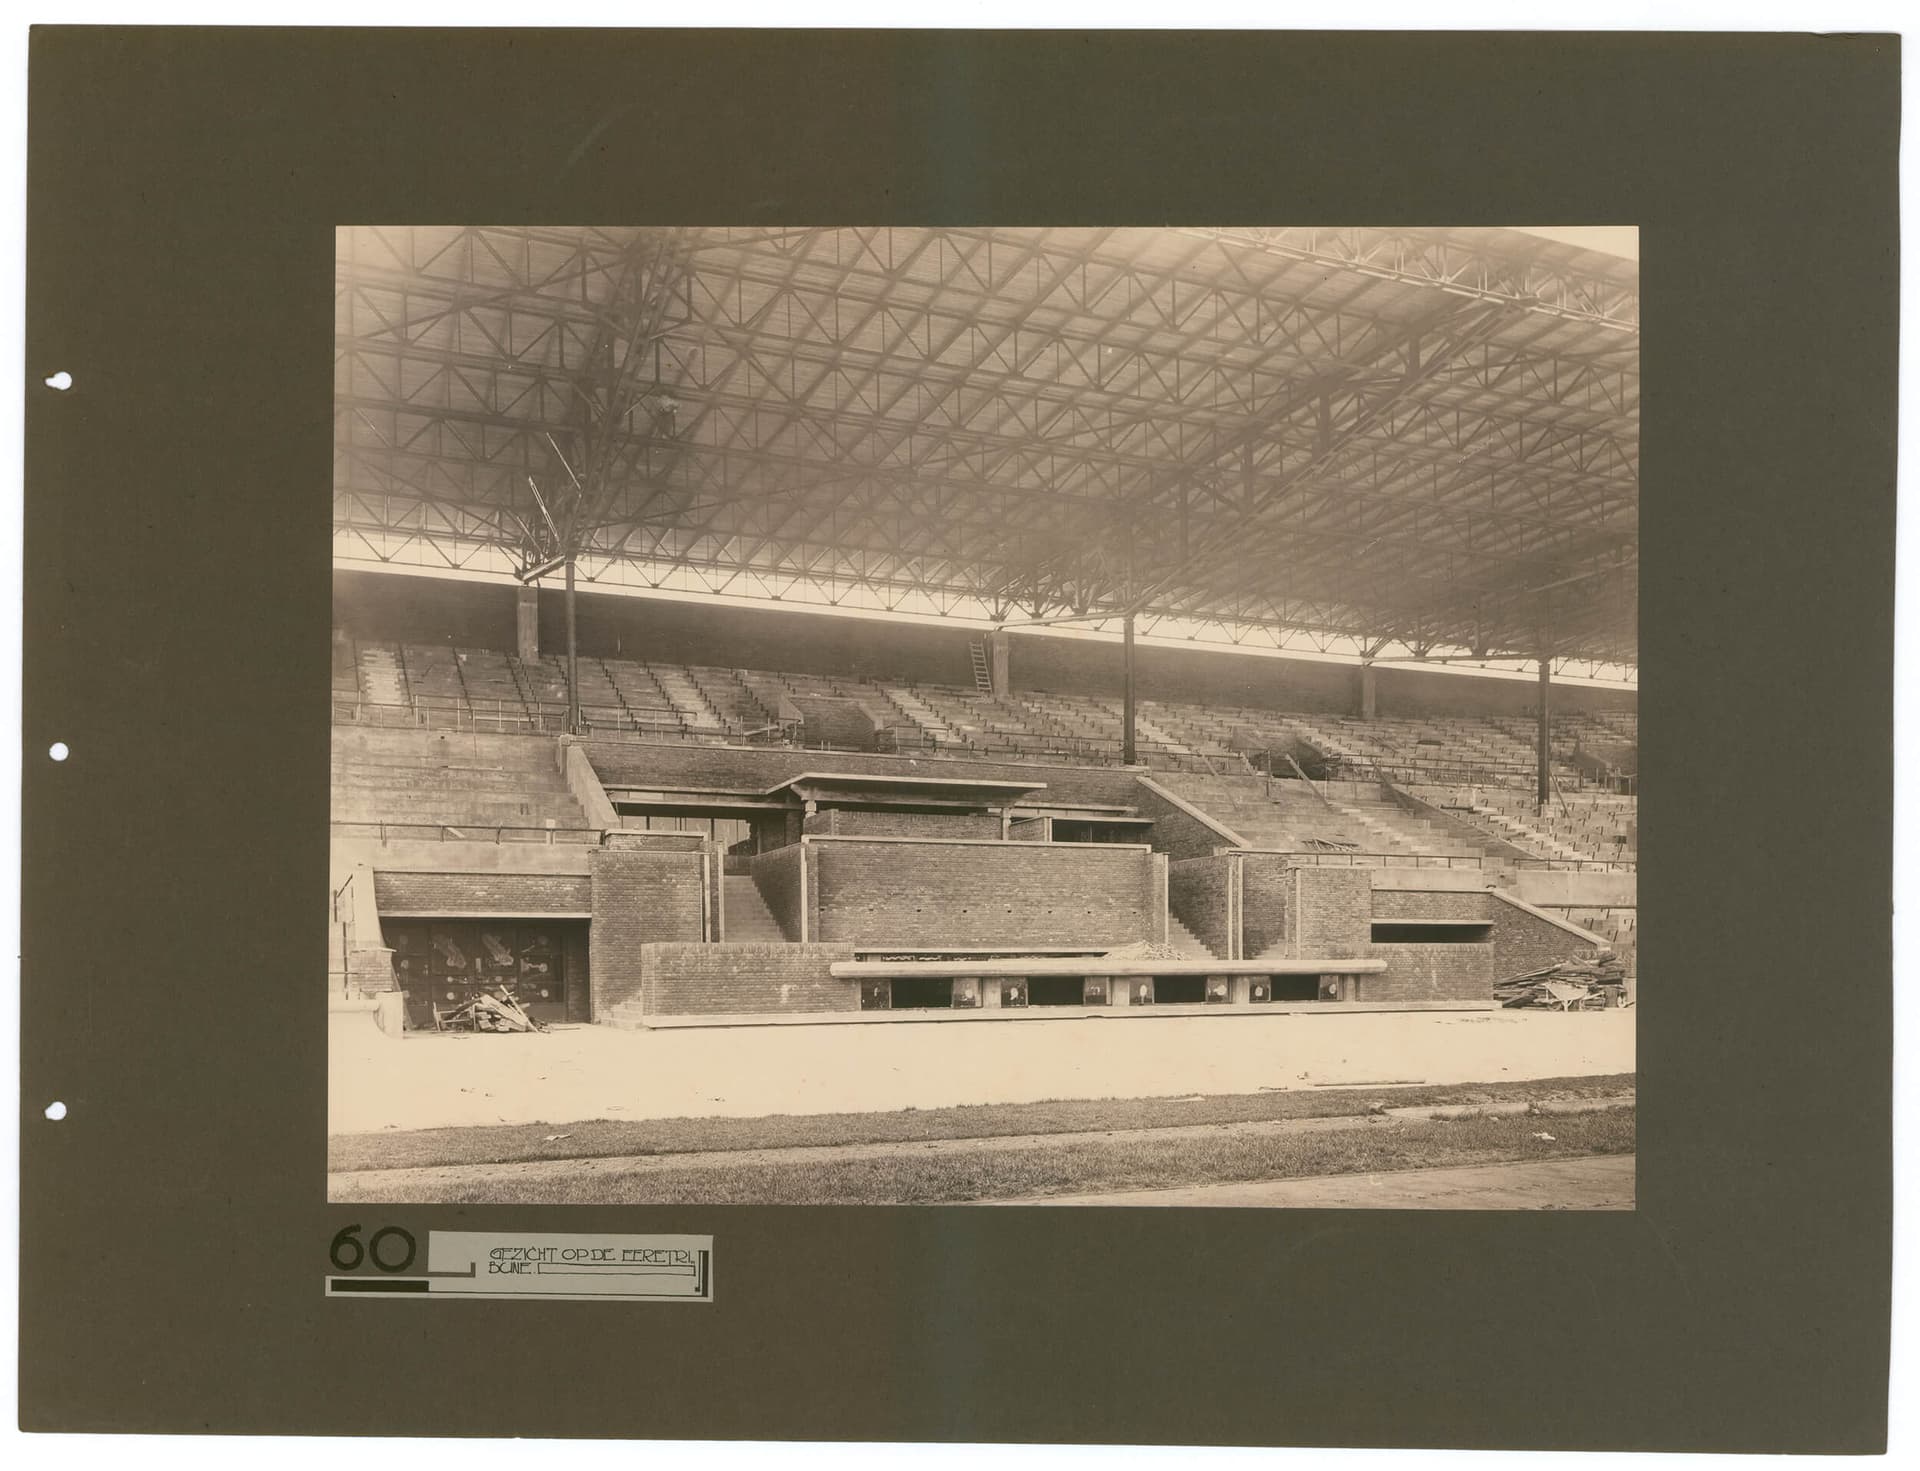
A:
1407;784;1639;867
1158;773;1507;865
332;635;1637;844
1536;905;1638;967
331;727;593;837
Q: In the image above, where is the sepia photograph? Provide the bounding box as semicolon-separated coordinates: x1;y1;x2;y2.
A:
326;221;1635;1213
326;224;1640;1208
22;19;1901;1450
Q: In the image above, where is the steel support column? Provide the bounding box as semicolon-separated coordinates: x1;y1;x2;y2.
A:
1536;647;1552;811
1122;612;1138;766
565;556;580;735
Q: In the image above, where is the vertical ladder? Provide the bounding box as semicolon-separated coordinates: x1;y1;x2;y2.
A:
968;638;994;695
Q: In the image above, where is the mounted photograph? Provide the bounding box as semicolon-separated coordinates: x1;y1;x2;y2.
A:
327;224;1639;1208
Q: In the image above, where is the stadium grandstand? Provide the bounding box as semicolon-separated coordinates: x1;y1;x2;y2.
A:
331;225;1636;1032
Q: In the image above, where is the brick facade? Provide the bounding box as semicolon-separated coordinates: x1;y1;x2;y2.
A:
1370;889;1494;921
1290;866;1372;959
750;844;805;941
372;871;591;914
1131;779;1240;858
588;848;709;1014
1366;942;1498;1002
640;943;857;1016
810;840;1159;949
1168;856;1234;959
803;809;1003;840
1489;890;1606;976
1239;854;1294;959
581;740;1139;810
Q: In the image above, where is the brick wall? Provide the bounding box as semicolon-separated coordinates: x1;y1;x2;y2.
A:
811;840;1159;949
603;830;708;851
1168;856;1234;959
790;695;878;750
562;926;591;1023
581;740;1140;810
1371;889;1494;921
640;943;857;1016
1490;890;1606;977
750;844;805;941
1366;942;1498;1002
1132;778;1241;858
1239;854;1293;960
372;872;592;913
804;809;1003;840
1291;866;1372;959
588;848;709;1014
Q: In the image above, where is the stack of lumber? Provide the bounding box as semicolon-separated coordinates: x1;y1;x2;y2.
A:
1495;951;1628;1009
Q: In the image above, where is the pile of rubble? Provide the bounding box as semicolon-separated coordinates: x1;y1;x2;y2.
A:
1102;940;1191;962
1495;951;1631;1010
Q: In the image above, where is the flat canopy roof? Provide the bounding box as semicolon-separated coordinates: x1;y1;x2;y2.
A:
767;772;1048;805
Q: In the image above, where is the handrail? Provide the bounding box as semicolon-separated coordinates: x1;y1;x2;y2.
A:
330;821;601;845
328;696;1631;793
1290;751;1336;807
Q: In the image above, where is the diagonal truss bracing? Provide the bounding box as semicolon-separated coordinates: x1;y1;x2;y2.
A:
335;224;1638;669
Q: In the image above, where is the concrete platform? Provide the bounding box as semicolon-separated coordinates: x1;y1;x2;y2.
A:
638;999;1494;1029
330;1007;1635;1134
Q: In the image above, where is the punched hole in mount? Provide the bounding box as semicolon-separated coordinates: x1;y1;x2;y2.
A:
44;371;72;391
48;742;69;761
45;1102;66;1121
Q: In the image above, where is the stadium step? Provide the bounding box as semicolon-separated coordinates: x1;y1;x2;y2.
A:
357;645;407;707
1166;915;1215;960
723;876;788;942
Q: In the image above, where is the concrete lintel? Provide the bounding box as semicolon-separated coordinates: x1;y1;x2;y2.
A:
831;957;1388;979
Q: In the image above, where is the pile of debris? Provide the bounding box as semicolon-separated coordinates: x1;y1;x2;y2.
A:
433;984;548;1033
1102;940;1191;962
1495;951;1630;1010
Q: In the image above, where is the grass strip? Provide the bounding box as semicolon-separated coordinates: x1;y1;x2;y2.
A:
330;1072;1632;1173
331;1105;1634;1205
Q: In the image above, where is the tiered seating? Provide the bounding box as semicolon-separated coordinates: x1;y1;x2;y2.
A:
509;652;568;710
1408;784;1637;867
1162;774;1495;864
688;666;781;734
399;643;469;722
452;648;533;730
331;731;592;834
1285;712;1554;783
331;637;360;696
327;633;1635;866
1538;905;1637;970
602;661;687;733
648;663;729;734
872;685;959;749
1479;789;1637;865
1558;712;1638;773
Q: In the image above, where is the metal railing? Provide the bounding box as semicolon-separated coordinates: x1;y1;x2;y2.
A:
330;821;601;845
1238;849;1489;870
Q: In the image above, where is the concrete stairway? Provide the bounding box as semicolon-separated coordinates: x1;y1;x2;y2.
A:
1166;915;1215;959
881;685;959;745
331;729;590;829
651;665;728;732
357;644;408;707
723;875;787;941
